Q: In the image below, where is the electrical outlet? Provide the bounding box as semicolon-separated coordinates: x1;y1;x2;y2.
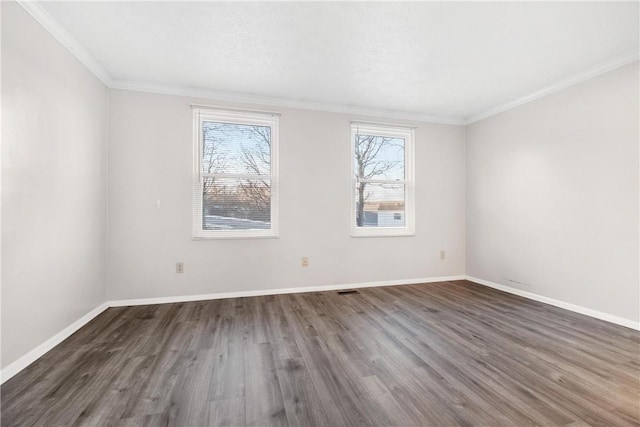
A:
176;262;184;273
301;257;309;267
440;250;446;260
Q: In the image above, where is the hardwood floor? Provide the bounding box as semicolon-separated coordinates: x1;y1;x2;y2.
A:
2;280;639;426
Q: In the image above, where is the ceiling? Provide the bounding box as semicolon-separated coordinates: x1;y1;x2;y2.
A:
32;1;640;124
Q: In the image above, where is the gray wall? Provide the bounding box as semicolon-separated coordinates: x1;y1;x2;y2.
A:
466;62;639;323
107;90;466;300
2;2;108;368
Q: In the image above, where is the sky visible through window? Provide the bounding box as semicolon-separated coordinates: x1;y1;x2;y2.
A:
355;134;405;181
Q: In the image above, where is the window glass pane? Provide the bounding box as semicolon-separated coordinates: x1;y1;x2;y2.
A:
202;177;271;230
202;121;271;175
354;134;404;181
355;182;405;227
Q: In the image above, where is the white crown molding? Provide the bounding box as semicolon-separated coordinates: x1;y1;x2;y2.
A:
464;50;640;125
15;0;463;125
465;276;640;331
109;79;466;125
16;0;113;86
0;302;109;385
108;275;466;307
17;1;640;127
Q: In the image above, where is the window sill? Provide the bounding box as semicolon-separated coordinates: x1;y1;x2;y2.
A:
192;233;279;240
350;230;415;238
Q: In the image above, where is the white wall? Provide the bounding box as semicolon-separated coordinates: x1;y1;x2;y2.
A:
1;2;108;368
466;62;639;323
107;90;466;300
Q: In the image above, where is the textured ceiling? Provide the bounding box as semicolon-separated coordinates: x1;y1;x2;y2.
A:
39;1;639;122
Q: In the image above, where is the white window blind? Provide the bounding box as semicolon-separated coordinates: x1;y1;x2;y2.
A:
193;109;279;238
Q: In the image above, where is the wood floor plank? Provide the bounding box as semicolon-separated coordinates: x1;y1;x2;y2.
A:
208;398;246;427
243;342;287;427
208;339;245;402
273;355;332;427
2;280;639;426
167;348;218;426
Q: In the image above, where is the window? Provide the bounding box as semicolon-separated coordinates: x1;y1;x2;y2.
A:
193;108;278;238
351;122;414;237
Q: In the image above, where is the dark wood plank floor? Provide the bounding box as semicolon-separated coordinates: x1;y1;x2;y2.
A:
2;280;639;426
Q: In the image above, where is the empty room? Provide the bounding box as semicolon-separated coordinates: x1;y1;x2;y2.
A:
1;1;639;426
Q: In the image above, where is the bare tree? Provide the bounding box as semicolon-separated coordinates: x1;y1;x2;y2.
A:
202;123;227;192
354;135;401;226
201;123;228;222
238;126;271;219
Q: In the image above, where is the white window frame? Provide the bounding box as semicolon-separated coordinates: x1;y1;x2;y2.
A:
351;122;415;237
192;108;279;239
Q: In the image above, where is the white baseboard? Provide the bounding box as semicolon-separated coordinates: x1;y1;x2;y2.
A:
1;276;464;384
108;275;466;307
465;275;640;331
0;302;110;385
3;274;635;384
